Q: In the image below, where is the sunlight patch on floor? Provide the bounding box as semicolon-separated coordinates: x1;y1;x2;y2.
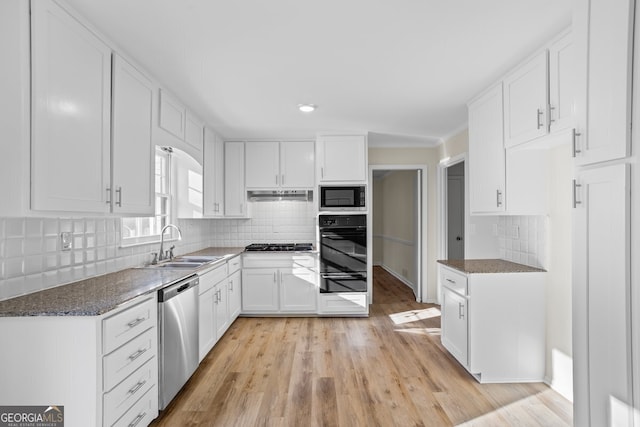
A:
388;307;441;325
395;327;441;336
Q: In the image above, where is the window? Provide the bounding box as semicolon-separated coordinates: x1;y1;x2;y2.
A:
121;147;176;246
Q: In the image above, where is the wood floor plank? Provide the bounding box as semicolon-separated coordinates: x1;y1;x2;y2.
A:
150;266;572;427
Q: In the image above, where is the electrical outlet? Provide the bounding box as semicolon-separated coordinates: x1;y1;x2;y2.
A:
60;232;72;251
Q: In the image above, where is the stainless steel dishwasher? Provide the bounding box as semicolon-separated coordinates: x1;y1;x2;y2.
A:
158;274;199;410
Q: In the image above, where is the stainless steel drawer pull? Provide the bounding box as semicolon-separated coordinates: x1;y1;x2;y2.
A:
572;129;582;157
536;108;544;129
458;302;465;319
128;348;147;361
128;412;147;427
496;189;503;207
445;278;455;284
116;186;123;207
127;317;146;328
128;380;147;395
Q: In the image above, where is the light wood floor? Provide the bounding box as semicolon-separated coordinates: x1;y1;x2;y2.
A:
150;266;572;426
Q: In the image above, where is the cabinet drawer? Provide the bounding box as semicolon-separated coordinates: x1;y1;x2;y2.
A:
318;294;368;314
199;263;227;292
104;328;156;391
104;358;156;426
228;255;241;274
441;267;468;295
293;255;316;269
112;385;158;427
103;297;155;354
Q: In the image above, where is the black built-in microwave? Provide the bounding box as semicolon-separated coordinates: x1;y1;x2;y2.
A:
319;185;366;211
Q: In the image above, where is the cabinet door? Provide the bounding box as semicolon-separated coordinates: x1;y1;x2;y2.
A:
111;54;154;215
548;32;575;133
317;135;367;182
280;268;317;313
281;141;315;188
228;270;242;321
468;83;506;214
441;287;468;367
214;281;230;340
245;141;280;189
31;0;111;212
203;128;224;216
198;286;215;362
159;89;185;140
574;0;633;165
503;51;549;147
224;142;246;216
185;112;204;153
241;268;279;312
573;164;633;426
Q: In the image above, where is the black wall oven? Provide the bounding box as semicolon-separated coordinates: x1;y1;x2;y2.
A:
319;214;367;293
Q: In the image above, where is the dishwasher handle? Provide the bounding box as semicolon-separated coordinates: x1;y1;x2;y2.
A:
158;275;199;302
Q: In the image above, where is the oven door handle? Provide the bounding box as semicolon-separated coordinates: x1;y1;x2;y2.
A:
321;273;366;280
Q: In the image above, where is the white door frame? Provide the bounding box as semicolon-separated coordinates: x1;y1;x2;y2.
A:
368;164;427;303
437;153;467;303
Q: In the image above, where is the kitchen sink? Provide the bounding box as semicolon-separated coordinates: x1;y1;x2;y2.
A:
152;255;224;269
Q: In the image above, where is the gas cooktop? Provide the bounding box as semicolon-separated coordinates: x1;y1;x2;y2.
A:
244;243;314;252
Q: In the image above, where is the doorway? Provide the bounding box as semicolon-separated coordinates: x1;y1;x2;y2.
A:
446;162;465;259
368;164;427;303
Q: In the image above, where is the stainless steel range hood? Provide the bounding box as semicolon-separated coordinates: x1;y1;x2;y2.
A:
247;190;313;202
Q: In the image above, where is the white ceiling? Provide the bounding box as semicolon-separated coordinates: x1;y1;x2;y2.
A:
64;0;573;146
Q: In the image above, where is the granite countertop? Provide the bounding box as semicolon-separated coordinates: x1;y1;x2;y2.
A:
0;247;245;317
437;259;546;274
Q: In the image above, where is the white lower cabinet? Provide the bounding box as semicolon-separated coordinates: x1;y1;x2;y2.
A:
198;262;229;362
0;293;158;427
439;264;545;382
227;256;242;321
242;254;318;315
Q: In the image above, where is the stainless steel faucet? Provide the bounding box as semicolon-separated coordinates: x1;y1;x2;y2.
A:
158;224;182;261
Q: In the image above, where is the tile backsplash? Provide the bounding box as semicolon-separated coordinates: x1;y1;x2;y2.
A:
498;215;548;269
0;200;316;301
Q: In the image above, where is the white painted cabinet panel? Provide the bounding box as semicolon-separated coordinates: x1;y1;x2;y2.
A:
468;83;506;214
31;0;111;213
228;269;242;321
503;51;549;147
203;128;225;217
281;141;315;188
242;268;279;312
224;141;246;217
245;141;280;189
185;111;204;153
159;89;185;140
198;284;216;362
317;135;367;183
111;54;155;216
573;163;633;427
574;0;633;165
280;268;317;313
214;280;230;339
548;32;575;133
441;286;468;367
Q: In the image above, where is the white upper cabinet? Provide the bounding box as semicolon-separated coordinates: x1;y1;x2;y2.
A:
224;141;246;217
185;111;204;152
245;141;315;189
281;141;315;188
317;135;367;183
548;32;575;133
468;83;506;214
203;128;224;217
573;0;633;165
31;0;111;213
111;54;155;216
159;89;185;140
503;51;549;147
245;142;280;189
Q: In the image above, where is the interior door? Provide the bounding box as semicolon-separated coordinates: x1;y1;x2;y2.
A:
447;174;465;259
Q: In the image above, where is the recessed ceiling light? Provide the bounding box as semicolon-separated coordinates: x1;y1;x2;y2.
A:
298;104;317;113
